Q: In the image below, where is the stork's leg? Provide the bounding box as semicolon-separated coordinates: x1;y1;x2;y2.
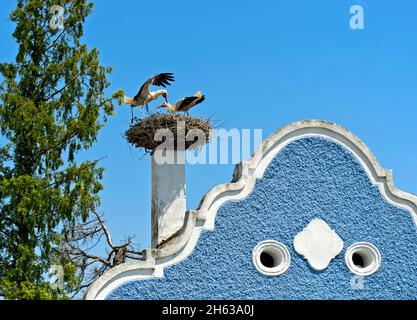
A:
130;106;134;124
186;111;189;116
146;104;149;114
140;107;146;116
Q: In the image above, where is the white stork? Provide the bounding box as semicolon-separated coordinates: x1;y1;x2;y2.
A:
157;91;205;115
123;73;175;121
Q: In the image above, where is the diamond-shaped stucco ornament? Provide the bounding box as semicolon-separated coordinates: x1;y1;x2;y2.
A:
294;218;344;271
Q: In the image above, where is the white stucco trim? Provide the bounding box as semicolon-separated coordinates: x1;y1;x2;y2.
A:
84;119;417;300
294;218;344;271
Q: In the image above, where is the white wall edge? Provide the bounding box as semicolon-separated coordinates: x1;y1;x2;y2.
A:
84;119;417;300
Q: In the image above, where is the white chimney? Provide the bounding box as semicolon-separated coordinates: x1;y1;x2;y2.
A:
151;150;186;248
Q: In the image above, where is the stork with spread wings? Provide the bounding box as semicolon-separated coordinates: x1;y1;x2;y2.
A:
123;73;175;121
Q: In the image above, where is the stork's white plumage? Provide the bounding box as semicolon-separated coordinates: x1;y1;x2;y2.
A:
123;73;175;121
157;91;205;115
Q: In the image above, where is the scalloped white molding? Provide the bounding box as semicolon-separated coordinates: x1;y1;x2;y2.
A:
84;120;417;300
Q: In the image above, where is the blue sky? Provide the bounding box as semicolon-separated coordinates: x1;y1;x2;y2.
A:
1;0;417;250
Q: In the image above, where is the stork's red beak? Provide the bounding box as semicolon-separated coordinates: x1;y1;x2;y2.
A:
157;102;168;109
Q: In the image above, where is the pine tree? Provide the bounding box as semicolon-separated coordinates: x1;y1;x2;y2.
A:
0;0;123;299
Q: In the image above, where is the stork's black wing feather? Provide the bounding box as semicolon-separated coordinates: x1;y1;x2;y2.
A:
133;73;175;101
177;96;199;111
151;73;175;88
134;82;146;101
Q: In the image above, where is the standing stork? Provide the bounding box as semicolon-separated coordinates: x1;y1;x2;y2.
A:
123;72;175;121
157;91;205;115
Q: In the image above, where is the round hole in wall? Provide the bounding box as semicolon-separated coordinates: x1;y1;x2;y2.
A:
253;240;290;276
352;252;365;268
345;242;381;276
260;251;275;268
260;248;283;269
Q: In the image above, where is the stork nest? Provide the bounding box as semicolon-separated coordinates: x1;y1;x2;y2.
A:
125;113;212;152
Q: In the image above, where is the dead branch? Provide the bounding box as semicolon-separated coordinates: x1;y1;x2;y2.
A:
58;208;144;297
91;208;114;248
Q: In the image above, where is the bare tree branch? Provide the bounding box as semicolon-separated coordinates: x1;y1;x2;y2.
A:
57;208;144;297
91;208;114;248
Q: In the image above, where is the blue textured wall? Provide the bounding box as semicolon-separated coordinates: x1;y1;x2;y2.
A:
108;136;417;300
